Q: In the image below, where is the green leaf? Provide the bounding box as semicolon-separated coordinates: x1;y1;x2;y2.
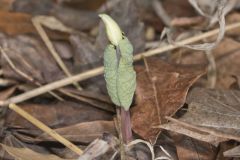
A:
104;37;136;110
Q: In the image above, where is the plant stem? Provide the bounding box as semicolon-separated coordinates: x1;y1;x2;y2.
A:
117;108;126;160
2;21;239;106
121;107;132;144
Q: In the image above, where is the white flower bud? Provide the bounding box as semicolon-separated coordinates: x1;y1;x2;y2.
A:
99;14;122;46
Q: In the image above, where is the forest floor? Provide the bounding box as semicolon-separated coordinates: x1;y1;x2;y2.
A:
0;0;240;159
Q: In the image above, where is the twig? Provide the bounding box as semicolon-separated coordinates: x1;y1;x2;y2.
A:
1;47;115;112
134;22;240;60
9;103;83;155
0;47;64;101
1;47;114;112
0;67;103;106
127;139;155;160
206;51;216;88
0;69;3;76
152;0;171;27
0;79;16;87
1;22;240;106
32;17;82;90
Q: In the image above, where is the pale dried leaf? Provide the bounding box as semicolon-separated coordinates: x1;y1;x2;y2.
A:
32;16;75;33
165;88;240;142
78;134;118;160
161;122;226;145
1;143;73;160
224;145;240;157
38;121;117;144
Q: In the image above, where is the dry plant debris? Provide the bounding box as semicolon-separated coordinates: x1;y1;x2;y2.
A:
163;88;240;143
0;0;240;159
131;58;205;144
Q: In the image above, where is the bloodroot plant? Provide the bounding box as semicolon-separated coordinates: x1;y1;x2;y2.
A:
99;14;136;144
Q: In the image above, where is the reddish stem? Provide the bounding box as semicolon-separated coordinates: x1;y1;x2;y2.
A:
120;108;132;144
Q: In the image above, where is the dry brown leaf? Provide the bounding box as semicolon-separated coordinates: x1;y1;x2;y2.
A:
5;101;113;129
52;5;98;31
171;134;217;160
0;11;35;35
0;34;64;83
161;122;227;145
0;86;16;101
70;35;99;71
131;58;205;144
61;0;105;10
231;75;240;89
1;143;73;160
37;121;117;144
186;88;240;140
0;0;15;11
12;0;53;15
163;87;240;143
224;145;240;157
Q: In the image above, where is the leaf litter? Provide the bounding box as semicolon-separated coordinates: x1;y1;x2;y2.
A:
161;87;240;144
0;0;240;159
131;58;205;144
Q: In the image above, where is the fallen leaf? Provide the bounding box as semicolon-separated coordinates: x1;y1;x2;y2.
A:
231;75;240;89
52;5;99;31
32;16;76;33
1;143;73;160
215;142;236;160
69;35;100;72
5;101;113;129
37;121;117;144
224;145;240;157
0;0;15;11
131;58;205;144
164;87;240;143
0;33;64;83
0;11;35;35
60;88;114;113
161;122;226;145
0;86;16;101
61;0;106;11
171;134;217;160
162;0;197;17
12;0;53;15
